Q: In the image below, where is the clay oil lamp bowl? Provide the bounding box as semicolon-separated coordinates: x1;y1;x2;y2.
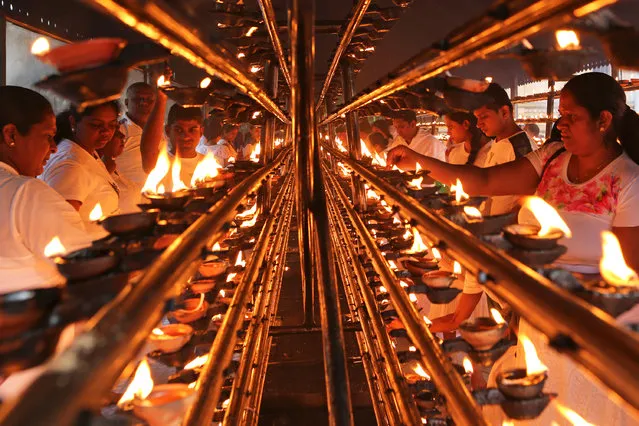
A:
148;324;193;354
421;264;462;304
399;228;430;260
503;224;564;251
55;247;119;281
451;207;517;236
142;189;192;211
497;334;548;404
198;257;230;278
0;287;61;340
0;325;64;376
99;209;159;236
404;175;439;199
188;278;218;294
580;231;639;317
169;295;209;324
459;309;508;351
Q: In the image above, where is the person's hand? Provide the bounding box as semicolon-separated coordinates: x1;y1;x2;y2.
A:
386;145;423;170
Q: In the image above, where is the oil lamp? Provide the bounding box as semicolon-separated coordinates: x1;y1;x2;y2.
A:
148;324;193;354
169;294;209;323
142;146;191;210
554;400;594;426
199;257;229;278
401;228;429;258
497;334;548;399
459;308;508;351
503;197;571;250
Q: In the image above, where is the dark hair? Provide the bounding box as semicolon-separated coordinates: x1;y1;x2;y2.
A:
167;104;202;126
55;101;121;142
372;119;392;139
0;86;53;138
524;123;540;137
446;110;484;165
221;123;238;135
545;119;562;145
358;118;372;134
392;109;417;123
126;82;153;98
562;72;639;164
479;82;512;112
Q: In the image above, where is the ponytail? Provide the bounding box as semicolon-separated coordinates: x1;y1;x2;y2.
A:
619;105;639;165
465;126;483;165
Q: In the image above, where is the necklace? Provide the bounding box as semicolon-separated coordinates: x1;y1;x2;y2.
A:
569;152;618;184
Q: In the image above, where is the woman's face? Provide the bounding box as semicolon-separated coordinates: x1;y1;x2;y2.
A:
557;91;603;156
101;130;126;159
444;116;470;144
76;105;119;151
4;112;57;177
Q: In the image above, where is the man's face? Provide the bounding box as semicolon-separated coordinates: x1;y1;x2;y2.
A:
392;118;417;142
125;87;156;123
473;105;510;138
167;119;202;155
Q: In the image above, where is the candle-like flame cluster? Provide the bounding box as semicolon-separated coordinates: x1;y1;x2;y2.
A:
360;139;373;159
249;142;261;163
523;196;572;238
599;231;638;287
44;236;66;257
142;145;172;194
451;178;469;203
520;333;547;376
413;364;431;380
372;152;387;167
555;29;580;50
405;228;428;254
490;308;506;325
118;358;154;408
367;188;381;201
191;153;223;186
408;176;424;190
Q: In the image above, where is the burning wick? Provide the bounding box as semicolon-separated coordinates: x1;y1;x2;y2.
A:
211;242;222;252
31;37;50;56
405;228;428;254
521;334;547;376
554;401;594;426
152;328;164;336
463;206;483;222
599;231;638;287
490;308;506;325
392;214;402;225
399;280;409;288
142;145;171;194
423;315;432;325
249;142;261;163
226;272;237;282
462;357;474;374
413;364;431;380
392;164;404;173
402;228;412;241
555;29;580;50
409;293;418;302
408;176;424;190
415;163;422;173
89;202;104;222
245;26;258;37
200;77;212;89
157;75;170;87
171;155;188;192
409;346;417;352
361;139;373;158
219;289;226;298
235;251;246;268
453;261;462;277
44;236;66;257
523;196;572;238
372;152;387;167
388;260;398;270
117;358;153;408
379;286;387;294
184;354;209;370
450;178;469;203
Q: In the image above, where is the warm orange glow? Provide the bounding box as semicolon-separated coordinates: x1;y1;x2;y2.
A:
219;289;226;298
402;228;412;240
151;328;164;336
157;75;169;87
335;137;348;153
252;111;262;120
211;242;222;251
184;354;209;370
406;228;428;254
235;250;246;268
555;401;594;425
451;178;469;203
228;156;236;163
367;188;381;201
245;26;258;37
250;142;261;163
118;358;153;407
361;139;372;158
409;293;418;302
399;280;409;288
523;196;572;238
372;152;387;167
89;203;104;222
423;315;432;325
191;152;222;186
44;236;66;257
250;65;262;73
491;308;506;325
388;260;398;270
408;176;424;190
431;247;442;261
600;231;638;287
170;155;188;192
453;261;462;275
392;164;405;173
226;272;237;282
463;357;473;374
237;203;257;220
463;206;483;221
520;333;547;376
413;364;431;380
379;286;387;293
415;163;422;173
556;30;580;50
393;214;402;225
380;200;393;213
31;37;50;56
409;346;417;352
199;77;212;89
142;145;171;194
157;184;166;194
502;422;514;426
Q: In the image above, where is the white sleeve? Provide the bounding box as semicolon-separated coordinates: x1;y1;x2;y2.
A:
43;161;94;204
524;142;564;176
463;273;484;294
15;180;91;260
613;173;639;227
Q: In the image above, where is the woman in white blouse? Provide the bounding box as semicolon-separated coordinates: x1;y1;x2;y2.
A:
41;101;120;235
0;86;90;293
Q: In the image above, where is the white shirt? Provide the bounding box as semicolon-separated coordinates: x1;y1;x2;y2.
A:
40;139;118;236
0;162;91;292
387;127;447;162
112;169;141;214
164;151;203;188
198;139;238;167
241;143;256;160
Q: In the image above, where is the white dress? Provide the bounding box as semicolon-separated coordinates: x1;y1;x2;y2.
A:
197;139;238;167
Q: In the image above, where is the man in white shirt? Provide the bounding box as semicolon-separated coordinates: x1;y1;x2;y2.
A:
241;124;262;160
163;105;204;186
389;109;446;162
197;123;239;166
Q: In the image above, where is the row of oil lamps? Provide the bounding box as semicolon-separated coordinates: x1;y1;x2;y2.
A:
331;147;638;425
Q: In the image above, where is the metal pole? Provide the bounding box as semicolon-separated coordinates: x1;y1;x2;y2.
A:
83;0;289;123
315;0;372;110
291;1;354;424
257;0;292;88
546;79;555;138
340;59;367;211
261;58;279;210
320;0;617;125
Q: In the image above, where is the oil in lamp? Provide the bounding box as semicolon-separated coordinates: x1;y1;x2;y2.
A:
148;324;193;354
169;294;209;323
459;308;508;351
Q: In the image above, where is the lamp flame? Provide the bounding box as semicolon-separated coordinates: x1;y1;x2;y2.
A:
117;358;153;408
245;26;258;37
372;152;387;167
152;328;164;336
406;228;428;254
212;242;222;251
157;75;169;87
252;111;261;120
171;155;188;192
31;37;50;56
361;139;372;158
237;203;257;220
380;199;393;213
191;152;222;186
423;315;432;325
600;231;638;287
89;203;103;222
451;178;469;203
555;401;594;426
335;137;348;153
393;214;402;225
249;142;261;163
367;188;380;201
490;308;506;325
523;196;572;238
235;251;246;268
44;236;66;257
463;206;483;221
200;77;212;89
413;364;431;380
520;333;547;376
463;357;474;374
415;163;422;173
409;293;418;302
556;29;580;50
392;164;404;173
453;261;462;275
408;176;424;190
142;145;171;194
388;260;398;270
226;272;237;282
184;354;209;370
402;228;412;240
400;280;409;288
431;247;442;261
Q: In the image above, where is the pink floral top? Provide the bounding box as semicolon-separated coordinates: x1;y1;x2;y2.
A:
520;142;639;272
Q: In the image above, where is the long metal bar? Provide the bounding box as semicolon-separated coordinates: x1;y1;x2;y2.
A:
0;148;291;426
84;0;289;123
261;59;279;211
182;162;293;426
323;143;639;416
323;153;488;426
292;1;354;424
325;170;422;426
320;0;617;125
257;0;292;88
315;0;371;109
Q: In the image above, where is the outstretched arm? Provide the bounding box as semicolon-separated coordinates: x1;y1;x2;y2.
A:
141;90;168;173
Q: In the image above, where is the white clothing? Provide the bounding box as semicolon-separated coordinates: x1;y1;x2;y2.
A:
241;143;256;160
483;131;535;215
447;142;468;164
117;115;168;187
0;162;90;292
113;169;141;214
164;151;203;188
198;139;238;167
195;135;208;156
40;139;118;237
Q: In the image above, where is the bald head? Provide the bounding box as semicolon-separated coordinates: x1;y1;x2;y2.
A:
125;82;156;126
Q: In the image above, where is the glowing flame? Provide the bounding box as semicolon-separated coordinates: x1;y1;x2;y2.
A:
453;261;462;275
413;364;431;380
388;260;398;270
250;65;261;73
485;76;494;83
31;37;50;56
89;203;103;222
249;142;261;163
212;242;222;251
380;200;393;213
188;381;197;389
408;176;424;190
191;152;222;186
151;328;164;336
392;165;404;173
237;203;257;220
600;231;638;287
415;163;422;173
361;139;372;158
157;184;166;194
184;354;209;370
219;289;226;298
335;137;348;153
245;26;258;37
556;29;580;50
423;315;432;325
523;196;572;238
171;155;188;192
367;188;380;201
409;346;417;352
240;215;257;228
226;272;237;282
200;77;212;89
490;308;506;325
228;156;236;164
44;236;66;257
409;293;418;302
237;52;246;59
520;333;547;376
503;422;514;426
251;111;261;120
372;152;387;167
406;228;428;254
142;145;171;194
431;247;442;261
555;401;594;426
379;286;387;293
117;358;153;407
337;162;350;177
451;178;469;203
399;280;409;288
393;215;402;225
463;206;483;221
402;228;412;240
235;251;246;268
463;357;474;374
157;75;169;87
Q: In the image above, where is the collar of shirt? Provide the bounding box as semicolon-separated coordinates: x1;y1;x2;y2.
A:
0;161;19;175
120;113;141;131
58;139;119;189
494;130;526;145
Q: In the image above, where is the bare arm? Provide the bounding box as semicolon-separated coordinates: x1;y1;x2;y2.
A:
613;226;639;273
386;145;540;197
66;200;82;211
428;292;483;333
141;90;167;173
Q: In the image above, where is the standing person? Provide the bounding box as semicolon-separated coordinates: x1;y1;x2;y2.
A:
241;124;262;160
388;109;446;163
197;123;238;166
41;102;120;235
99;129;139;214
164;105;204;185
444;111;492;166
370;119;392;154
118;82;167;189
0;86;90;292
